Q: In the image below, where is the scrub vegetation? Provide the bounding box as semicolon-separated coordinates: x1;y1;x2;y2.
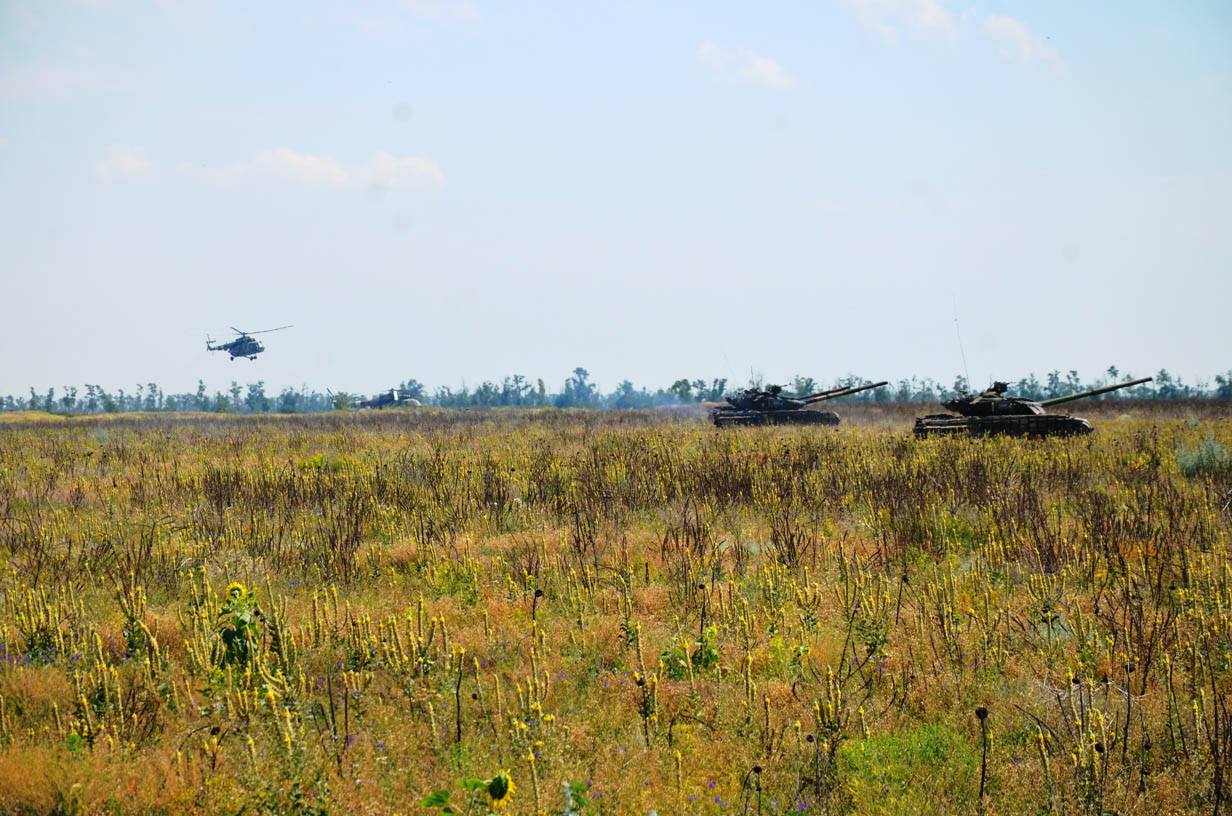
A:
0;406;1230;814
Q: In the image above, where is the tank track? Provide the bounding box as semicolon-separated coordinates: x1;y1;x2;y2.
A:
912;413;1094;438
711;409;842;428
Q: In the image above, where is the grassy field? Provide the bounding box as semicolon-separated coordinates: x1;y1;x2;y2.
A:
0;405;1230;815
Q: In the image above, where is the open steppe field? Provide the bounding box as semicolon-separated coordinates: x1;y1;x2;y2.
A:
1;405;1231;815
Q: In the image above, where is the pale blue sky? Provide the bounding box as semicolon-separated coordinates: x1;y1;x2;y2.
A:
2;0;1229;395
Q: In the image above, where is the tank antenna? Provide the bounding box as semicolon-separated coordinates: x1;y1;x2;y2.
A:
951;293;971;392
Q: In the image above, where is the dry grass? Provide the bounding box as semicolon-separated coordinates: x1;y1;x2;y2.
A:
0;406;1230;814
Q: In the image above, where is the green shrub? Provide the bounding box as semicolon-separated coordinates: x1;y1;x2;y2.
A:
839;723;978;815
1177;433;1231;480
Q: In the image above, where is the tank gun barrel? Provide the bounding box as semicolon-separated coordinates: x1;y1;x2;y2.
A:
1040;377;1153;407
803;381;888;404
799;385;851;401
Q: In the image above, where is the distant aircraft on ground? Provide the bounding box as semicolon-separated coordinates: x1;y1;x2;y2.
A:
359;388;422;409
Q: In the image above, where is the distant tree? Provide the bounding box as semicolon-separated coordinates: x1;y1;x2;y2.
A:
668;379;693;403
58;386;78;413
556;368;597;408
610;380;652;409
400;379;427;402
1017;373;1043;399
1045;371;1064;399
497;375;528;406
472;381;501;406
276;387;303;413
245;382;270;413
790;376;816;397
1215;372;1232;400
1154;369;1173;399
1065;370;1082;395
702;378;727;402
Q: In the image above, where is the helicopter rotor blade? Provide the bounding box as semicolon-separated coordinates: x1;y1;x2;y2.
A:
246;325;293;335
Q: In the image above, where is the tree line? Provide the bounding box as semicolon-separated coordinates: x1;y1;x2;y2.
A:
2;367;1229;415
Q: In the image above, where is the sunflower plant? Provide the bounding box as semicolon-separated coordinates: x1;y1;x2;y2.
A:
421;771;515;815
215;581;263;669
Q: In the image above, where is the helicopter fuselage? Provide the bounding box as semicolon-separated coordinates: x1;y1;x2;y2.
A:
206;325;289;360
209;336;265;360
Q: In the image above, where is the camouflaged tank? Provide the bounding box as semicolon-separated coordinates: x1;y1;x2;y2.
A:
712;381;888;428
912;377;1152;438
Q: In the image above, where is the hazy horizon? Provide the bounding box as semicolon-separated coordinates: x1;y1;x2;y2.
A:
3;1;1229;396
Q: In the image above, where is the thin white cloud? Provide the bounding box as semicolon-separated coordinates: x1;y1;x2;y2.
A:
400;0;480;23
696;41;798;89
181;148;444;190
984;15;1062;69
94;145;155;182
0;62;123;100
363;151;445;190
256;148;350;187
841;0;955;39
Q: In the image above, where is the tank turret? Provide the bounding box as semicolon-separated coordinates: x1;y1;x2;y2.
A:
914;377;1152;437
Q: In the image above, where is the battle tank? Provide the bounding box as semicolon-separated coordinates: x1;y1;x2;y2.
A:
712;381;888;428
912;376;1152;438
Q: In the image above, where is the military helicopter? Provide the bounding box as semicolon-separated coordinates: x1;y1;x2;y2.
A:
358;388;422;409
206;326;292;361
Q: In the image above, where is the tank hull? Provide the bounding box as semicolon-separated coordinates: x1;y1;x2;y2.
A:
913;413;1093;438
712;409;842;428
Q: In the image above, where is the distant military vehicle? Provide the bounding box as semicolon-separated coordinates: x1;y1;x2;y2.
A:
913;377;1153;438
358;388;422;409
711;381;888;428
206;326;292;361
